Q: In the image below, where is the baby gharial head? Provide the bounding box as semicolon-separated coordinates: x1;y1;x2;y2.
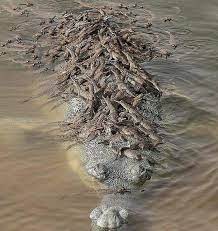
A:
90;206;128;229
86;163;108;181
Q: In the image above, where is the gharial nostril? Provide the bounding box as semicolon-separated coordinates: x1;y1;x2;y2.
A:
96;206;128;229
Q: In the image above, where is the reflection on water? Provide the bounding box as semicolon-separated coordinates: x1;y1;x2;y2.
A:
0;0;218;230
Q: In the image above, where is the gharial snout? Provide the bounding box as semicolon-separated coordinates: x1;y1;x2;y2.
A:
90;206;128;229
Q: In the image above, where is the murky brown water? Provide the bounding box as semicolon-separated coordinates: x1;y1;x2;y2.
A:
0;0;218;230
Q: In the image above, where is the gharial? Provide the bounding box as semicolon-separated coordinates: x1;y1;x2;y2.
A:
0;1;178;229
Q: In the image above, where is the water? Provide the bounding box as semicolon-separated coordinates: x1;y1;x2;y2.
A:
0;0;218;230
